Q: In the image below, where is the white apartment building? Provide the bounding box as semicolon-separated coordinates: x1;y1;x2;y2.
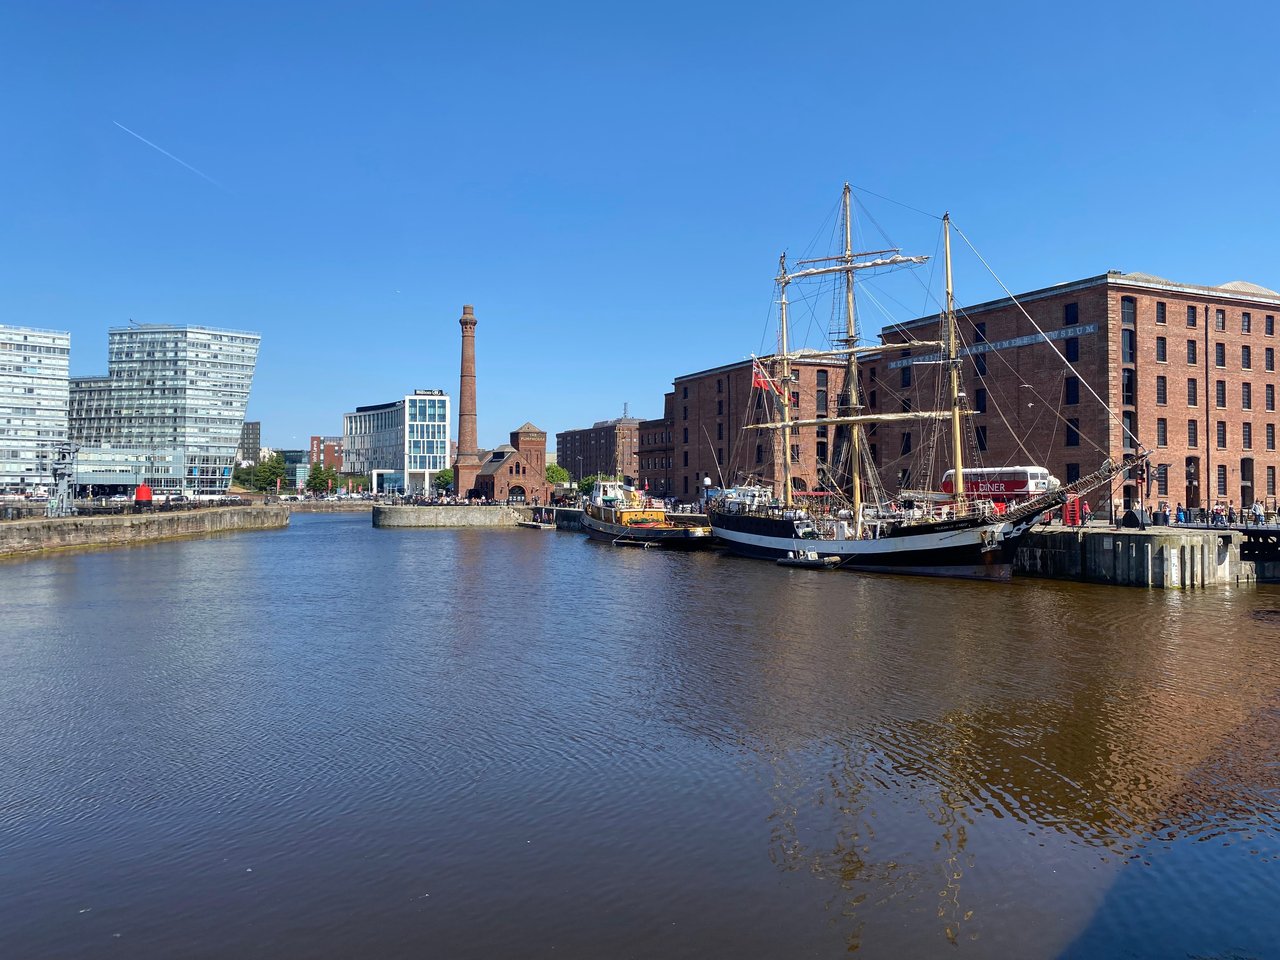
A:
0;324;71;493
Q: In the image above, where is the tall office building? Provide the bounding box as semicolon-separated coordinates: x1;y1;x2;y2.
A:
342;390;451;493
70;324;260;496
0;324;70;493
237;420;262;466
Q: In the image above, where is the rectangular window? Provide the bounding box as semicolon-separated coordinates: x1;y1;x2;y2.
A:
975;425;987;451
1065;337;1079;363
790;444;800;463
1121;369;1136;406
682;405;688;420
1268;315;1276;336
816;421;828;439
716;422;723;440
682;386;688;399
1267;384;1275;411
974;354;987;376
755;443;763;464
1187;378;1198;406
817;370;828;388
1064;302;1079;326
1243;382;1252;410
1187;340;1197;364
1216;380;1226;408
1217;421;1227;449
1065;418;1080;447
1188;420;1198;448
974;321;987;342
1155;336;1167;362
716;399;723;415
716;378;723;393
1243;312;1252;333
1121;296;1136;325
1156;464;1169;497
1121;329;1136;363
1155;375;1167;405
1269;466;1276;497
1269;424;1276;451
1156;418;1168;446
816;441;828;462
869;390;877;408
1187;305;1197;327
1215;309;1226;331
717;447;723;464
901;365;912;388
1064;377;1080;405
1215;342;1225;367
1065;463;1081;483
683;427;688;443
1217;464;1227;496
1156;301;1166;325
1123;411;1137;450
683;451;688;467
816;389;828;414
975;387;987;413
1243;422;1253;450
1242;345;1252;369
1267;347;1275;372
901;432;912;455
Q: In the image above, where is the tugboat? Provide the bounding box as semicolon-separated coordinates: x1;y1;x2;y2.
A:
581;477;716;549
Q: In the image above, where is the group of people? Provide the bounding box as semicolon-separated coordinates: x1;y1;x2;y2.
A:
1171;500;1268;527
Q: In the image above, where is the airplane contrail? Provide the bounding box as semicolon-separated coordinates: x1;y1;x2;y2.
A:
112;120;228;192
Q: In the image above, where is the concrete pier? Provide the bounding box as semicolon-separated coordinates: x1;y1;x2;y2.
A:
0;505;290;560
1015;526;1247;588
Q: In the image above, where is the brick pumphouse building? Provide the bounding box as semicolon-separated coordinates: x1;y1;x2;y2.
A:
474;422;552;504
873;271;1280;515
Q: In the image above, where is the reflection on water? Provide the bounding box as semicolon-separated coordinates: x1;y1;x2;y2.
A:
1;514;1278;958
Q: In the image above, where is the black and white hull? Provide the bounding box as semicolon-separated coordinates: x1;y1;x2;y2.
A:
708;508;1046;580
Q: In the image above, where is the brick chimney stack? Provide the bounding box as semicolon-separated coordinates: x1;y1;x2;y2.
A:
453;304;482;497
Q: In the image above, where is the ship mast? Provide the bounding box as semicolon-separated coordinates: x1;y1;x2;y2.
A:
841;184;863;532
777;253;794;509
944;213;966;507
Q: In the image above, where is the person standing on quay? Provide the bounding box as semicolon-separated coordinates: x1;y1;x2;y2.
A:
1081;500;1092;526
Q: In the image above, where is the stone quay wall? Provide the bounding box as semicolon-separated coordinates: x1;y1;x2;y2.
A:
0;506;290;560
373;505;524;528
1016;526;1245;588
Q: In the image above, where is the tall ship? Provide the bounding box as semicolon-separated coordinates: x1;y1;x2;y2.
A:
708;186;1141;580
581;477;716;549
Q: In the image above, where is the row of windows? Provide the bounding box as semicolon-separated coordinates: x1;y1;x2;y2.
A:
1157;338;1274;370
1151;418;1277;451
1153;376;1277;411
1155;301;1276;337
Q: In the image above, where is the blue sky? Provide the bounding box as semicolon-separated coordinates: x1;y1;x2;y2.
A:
3;1;1277;448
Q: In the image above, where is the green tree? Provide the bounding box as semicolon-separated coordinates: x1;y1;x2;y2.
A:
578;473;604;497
433;468;454;492
232;465;256;490
304;462;326;493
253;452;286;492
546;463;570;485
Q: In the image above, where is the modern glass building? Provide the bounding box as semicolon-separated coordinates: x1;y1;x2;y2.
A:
69;324;260;496
343;389;451;493
0;324;71;494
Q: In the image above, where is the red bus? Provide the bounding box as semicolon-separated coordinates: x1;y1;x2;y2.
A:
940;466;1059;502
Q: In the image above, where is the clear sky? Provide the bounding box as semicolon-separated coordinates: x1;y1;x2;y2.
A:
3;1;1278;449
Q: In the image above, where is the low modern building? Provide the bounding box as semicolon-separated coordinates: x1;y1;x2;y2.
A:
0;324;70;494
342;390;451;494
69;324;259;497
556;416;641;481
236;421;261;466
475;422;552;504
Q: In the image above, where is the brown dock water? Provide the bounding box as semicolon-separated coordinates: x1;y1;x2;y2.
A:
2;513;1278;958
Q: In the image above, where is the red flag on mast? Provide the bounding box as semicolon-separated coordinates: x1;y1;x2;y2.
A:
752;358;781;395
